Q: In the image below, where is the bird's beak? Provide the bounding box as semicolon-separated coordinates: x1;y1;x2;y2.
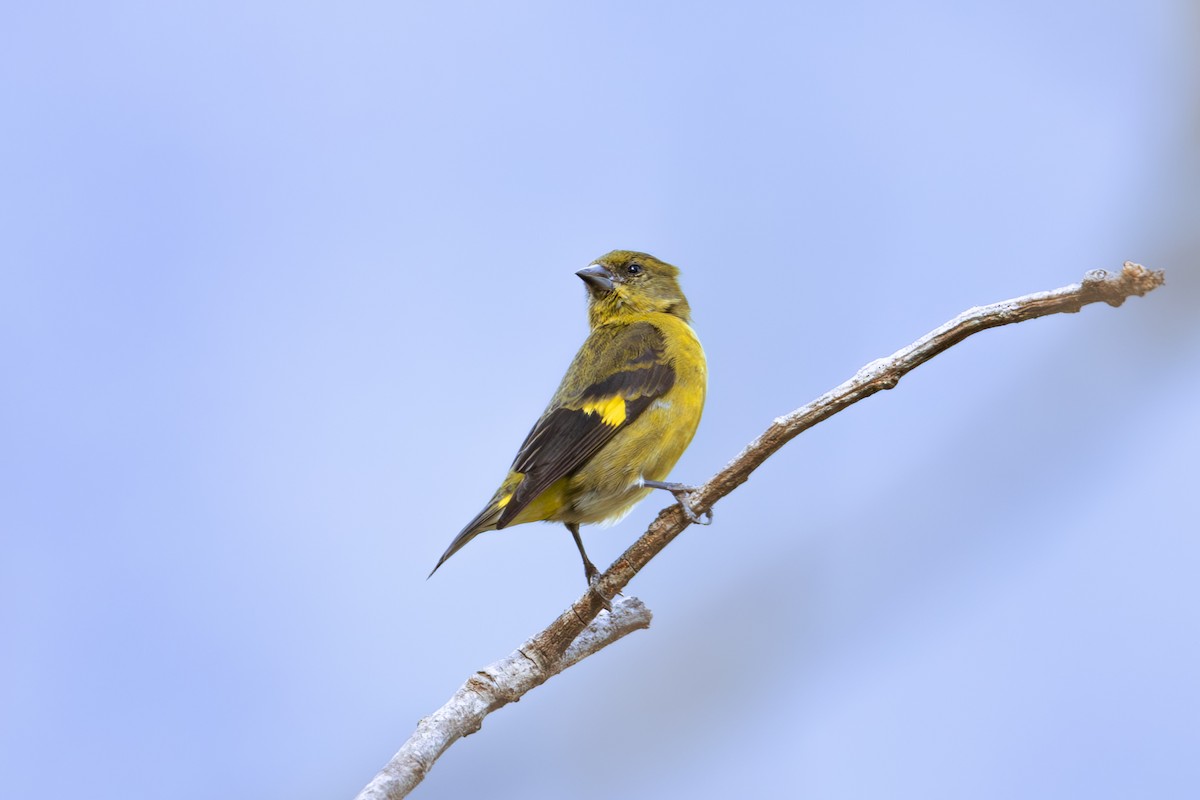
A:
576;264;615;293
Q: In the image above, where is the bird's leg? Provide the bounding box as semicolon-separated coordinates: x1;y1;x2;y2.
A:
642;480;713;525
567;522;600;582
566;522;611;611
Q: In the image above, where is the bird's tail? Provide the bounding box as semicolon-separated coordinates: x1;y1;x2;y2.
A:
428;502;503;578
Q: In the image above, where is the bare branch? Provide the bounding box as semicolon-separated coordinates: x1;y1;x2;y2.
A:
354;597;652;800
357;262;1163;798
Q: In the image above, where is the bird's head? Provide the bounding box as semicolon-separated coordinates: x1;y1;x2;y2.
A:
576;250;692;326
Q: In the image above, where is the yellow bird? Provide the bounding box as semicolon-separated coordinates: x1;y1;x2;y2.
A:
430;250;708;584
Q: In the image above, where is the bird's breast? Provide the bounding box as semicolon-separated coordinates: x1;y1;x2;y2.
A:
564;315;706;525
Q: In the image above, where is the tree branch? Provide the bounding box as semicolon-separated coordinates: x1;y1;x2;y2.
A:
354;597;652;800
357;262;1164;799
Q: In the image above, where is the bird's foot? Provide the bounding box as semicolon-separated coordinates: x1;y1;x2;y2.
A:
586;573;613;612
642;480;713;525
580;559;612;611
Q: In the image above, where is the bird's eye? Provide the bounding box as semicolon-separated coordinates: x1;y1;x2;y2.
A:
627;263;642;276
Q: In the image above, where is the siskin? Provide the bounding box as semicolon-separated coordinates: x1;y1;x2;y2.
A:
430;250;708;585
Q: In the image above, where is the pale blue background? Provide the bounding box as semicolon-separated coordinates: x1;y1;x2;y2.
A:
3;2;1197;798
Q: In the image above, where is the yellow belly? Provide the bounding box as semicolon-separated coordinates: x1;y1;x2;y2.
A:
562;314;705;525
504;312;706;529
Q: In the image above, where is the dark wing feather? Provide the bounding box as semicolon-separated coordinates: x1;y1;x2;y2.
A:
496;322;675;528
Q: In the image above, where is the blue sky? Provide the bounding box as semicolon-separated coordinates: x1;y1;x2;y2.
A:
2;2;1197;798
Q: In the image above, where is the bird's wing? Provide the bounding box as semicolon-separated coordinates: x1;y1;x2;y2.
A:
496;321;675;528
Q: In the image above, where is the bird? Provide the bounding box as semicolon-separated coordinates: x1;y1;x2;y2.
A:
429;250;708;588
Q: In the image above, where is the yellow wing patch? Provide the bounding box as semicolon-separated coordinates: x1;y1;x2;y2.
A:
496;493;513;509
581;396;627;427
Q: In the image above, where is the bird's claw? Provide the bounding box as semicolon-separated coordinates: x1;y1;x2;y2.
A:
652;482;705;525
645;480;713;525
587;572;613;612
677;495;713;525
